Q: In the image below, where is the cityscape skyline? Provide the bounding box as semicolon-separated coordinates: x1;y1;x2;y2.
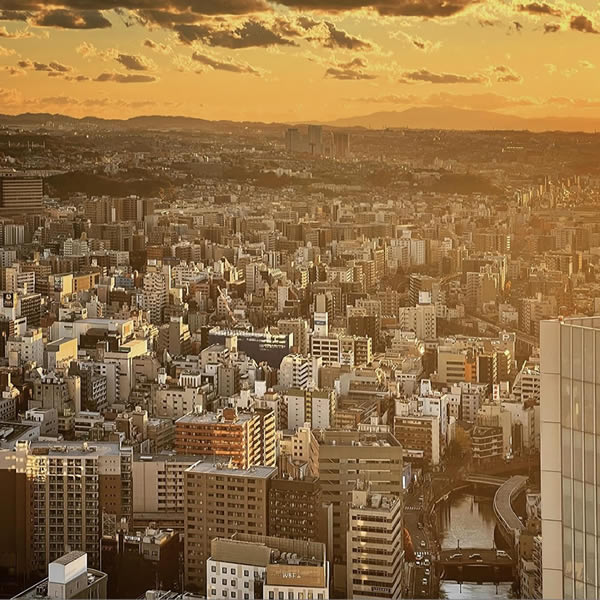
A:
0;1;599;121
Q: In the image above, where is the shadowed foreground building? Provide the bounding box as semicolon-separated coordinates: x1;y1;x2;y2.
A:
313;430;404;596
12;551;107;600
207;534;329;600
184;462;276;593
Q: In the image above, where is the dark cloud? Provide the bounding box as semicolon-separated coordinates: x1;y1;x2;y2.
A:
33;9;111;29
49;61;71;72
192;51;259;74
570;15;598;34
401;69;485;84
0;1;269;17
325;57;376;80
0;10;29;21
321;21;371;49
325;66;376;79
18;58;72;73
175;19;298;47
544;22;560;33
94;71;156;83
297;15;319;29
493;65;520;80
518;3;561;17
172;23;213;44
115;53;150;71
275;0;476;17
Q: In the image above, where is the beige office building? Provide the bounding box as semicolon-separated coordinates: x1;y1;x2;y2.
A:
347;490;404;599
132;453;197;530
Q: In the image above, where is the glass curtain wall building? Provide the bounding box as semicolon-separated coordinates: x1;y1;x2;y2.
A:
541;317;600;600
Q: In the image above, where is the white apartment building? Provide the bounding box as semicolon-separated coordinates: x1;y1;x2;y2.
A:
398;304;437;340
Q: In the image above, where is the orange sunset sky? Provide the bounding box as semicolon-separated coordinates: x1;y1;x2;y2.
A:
0;0;599;122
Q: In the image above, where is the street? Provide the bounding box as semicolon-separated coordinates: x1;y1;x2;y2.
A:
404;484;438;599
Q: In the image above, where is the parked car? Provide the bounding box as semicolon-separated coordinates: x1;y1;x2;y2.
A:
469;553;482;560
450;553;463;560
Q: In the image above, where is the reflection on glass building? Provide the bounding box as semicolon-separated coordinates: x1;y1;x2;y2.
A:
541;317;600;600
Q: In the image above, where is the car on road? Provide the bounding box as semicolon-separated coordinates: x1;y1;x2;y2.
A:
422;578;428;585
425;568;430;575
496;550;510;558
450;553;463;560
423;558;430;566
417;522;424;529
420;540;426;547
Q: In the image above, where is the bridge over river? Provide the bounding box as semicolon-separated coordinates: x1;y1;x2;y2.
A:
437;548;515;584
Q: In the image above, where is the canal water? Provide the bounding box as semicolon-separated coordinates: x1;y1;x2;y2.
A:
436;491;513;599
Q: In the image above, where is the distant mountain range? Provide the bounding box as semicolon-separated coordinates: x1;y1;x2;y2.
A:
0;107;599;133
323;106;600;133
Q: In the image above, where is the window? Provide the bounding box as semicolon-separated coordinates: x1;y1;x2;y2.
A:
231;568;236;574
244;595;249;600
269;593;274;600
212;566;217;572
212;578;217;584
211;590;217;596
232;594;236;599
244;570;249;577
222;579;227;586
222;568;227;574
223;592;228;598
279;593;284;600
289;593;294;600
244;583;249;589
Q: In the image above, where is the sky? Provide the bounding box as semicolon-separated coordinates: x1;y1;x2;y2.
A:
0;0;599;122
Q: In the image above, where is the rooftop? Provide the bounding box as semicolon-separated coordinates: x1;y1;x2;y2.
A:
176;409;255;425
186;460;276;479
30;440;125;457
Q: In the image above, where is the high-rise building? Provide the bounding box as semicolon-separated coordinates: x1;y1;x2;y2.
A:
398;304;437;340
184;462;276;592
314;430;403;595
0;173;43;215
25;440;133;574
142;264;169;325
346;489;404;599
132;453;198;531
268;476;325;543
540;316;600;599
175;407;275;468
307;125;323;155
332;132;350;159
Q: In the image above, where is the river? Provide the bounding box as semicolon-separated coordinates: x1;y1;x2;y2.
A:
436;491;513;599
